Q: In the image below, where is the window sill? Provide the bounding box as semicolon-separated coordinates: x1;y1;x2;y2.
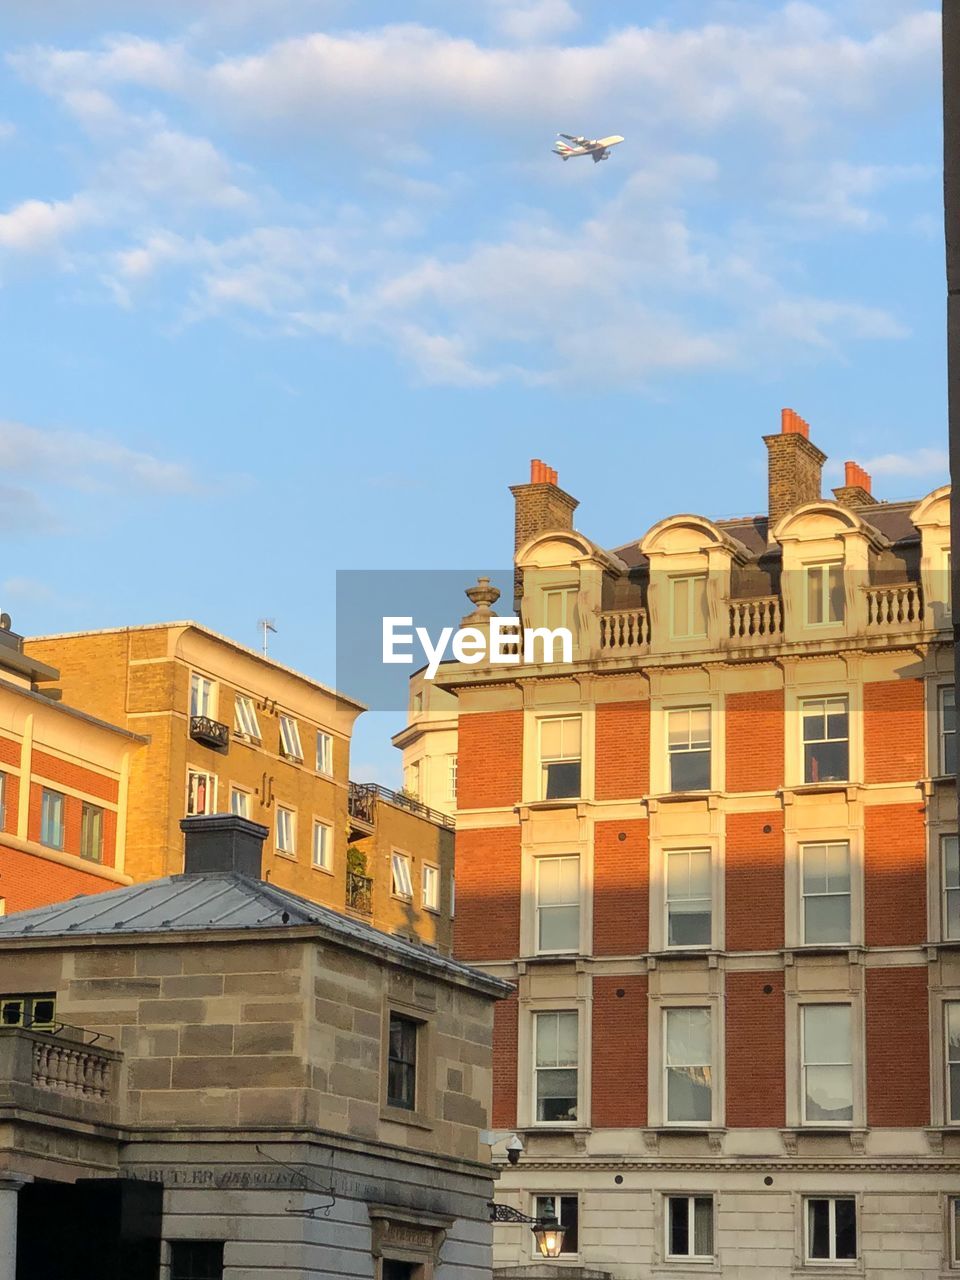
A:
275;850;297;861
782;782;852;797
311;863;334;876
391;893;414;904
423;905;440;916
380;1105;434;1132
525;798;583;811
784;943;863;958
652;1261;720;1275
650;790;718;805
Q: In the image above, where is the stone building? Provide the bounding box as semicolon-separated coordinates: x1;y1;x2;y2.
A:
392;670;459;819
22;621;453;944
0;814;509;1280
432;414;959;1278
0;615;143;915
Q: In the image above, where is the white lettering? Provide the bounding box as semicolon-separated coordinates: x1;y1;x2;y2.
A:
418;625;454;680
452;627;486;665
383;617;414;664
524;626;573;664
489;616;521;664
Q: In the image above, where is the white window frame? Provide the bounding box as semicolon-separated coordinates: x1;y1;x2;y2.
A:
801;1003;853;1127
663;1006;713;1126
669;574;708;640
665;1194;715;1262
279;714;303;762
316;731;334;776
448;755;458;804
664;849;712;950
276;806;296;856
949;1196;960;1269
944;835;960;942
538;716;582;801
666;706;711;793
312;819;332;872
941;686;956;777
450;876;455;919
234;695;261;740
947;1002;960;1125
542;586;580;648
532;1195;579;1259
186;769;217;817
800;695;850;784
190;672;216;719
422;862;440;912
535;854;581;955
803;1196;858;1264
533;1009;579;1127
230;786;251;819
392;851;414;899
803;561;845;627
800;841;852;945
0;772;7;830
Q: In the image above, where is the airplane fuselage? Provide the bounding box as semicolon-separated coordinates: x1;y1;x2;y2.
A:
553;134;624;162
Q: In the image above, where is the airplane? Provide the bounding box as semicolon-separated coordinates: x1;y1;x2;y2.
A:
553;133;624;163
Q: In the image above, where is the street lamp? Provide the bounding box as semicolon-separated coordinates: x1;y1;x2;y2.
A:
489;1203;567;1259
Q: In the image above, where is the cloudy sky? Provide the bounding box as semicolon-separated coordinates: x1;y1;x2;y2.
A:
0;0;946;780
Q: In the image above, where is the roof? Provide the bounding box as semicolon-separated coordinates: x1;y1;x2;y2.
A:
0;871;510;998
27;620;367;714
0;675;147;743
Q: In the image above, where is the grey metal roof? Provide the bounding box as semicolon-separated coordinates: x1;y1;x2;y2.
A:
0;872;510;996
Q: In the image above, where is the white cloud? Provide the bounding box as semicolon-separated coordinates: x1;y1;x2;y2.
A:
772;159;932;228
860;447;948;477
0;420;198;494
2;577;54;603
0;194;96;254
491;0;580;42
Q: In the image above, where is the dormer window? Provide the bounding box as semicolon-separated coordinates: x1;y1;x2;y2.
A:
543;587;580;646
669;576;708;640
804;562;844;626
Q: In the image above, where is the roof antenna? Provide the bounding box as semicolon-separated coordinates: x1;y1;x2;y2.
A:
258;618;277;656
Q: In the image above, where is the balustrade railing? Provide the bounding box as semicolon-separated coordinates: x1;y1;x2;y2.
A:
346;872;373;915
32;1037;114;1101
864;583;924;629
728;595;783;643
599;608;650;652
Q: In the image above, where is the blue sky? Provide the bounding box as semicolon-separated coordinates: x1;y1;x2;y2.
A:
0;0;946;783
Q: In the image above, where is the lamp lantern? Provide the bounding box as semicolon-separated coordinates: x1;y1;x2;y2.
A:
533;1217;566;1259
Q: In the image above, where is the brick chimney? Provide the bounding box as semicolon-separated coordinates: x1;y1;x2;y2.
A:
763;408;827;529
832;460;877;507
180;814;269;878
509;460;579;608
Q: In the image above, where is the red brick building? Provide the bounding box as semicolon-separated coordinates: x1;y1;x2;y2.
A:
0;618;141;917
442;414;957;1277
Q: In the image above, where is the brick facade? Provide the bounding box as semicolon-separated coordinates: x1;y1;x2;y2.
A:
725;811;785;951
863;678;925;783
592;975;647;1127
593;819;648;954
456;711;523;810
864;803;927;947
725;690;784;792
595;701;650;800
453;826;520;961
865;967;930;1127
725;970;786;1127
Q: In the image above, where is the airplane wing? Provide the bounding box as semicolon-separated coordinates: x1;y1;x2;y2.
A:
558;133;587;143
592;150;603;163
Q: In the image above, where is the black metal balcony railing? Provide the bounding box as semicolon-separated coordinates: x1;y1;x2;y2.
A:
346;871;373;915
190;715;230;749
348;781;454;831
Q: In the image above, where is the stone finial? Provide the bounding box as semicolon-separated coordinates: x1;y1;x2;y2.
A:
461;576;501;626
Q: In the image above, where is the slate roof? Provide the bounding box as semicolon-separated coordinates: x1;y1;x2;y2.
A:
0;872;510;996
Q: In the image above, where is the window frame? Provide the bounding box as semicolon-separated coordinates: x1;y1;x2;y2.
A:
533;1195;579;1258
666;705;712;793
533;1008;579;1127
0;772;6;831
801;1002;854;1127
80;802;104;863
275;805;296;857
947;1002;960;1125
803;560;845;627
949;1196;960;1269
278;714;303;762
386;1011;419;1112
800;695;850;785
665;1194;715;1262
538;715;583;801
189;672;216;719
448;755;458;804
945;835;960;942
316;730;334;776
39;788;65;850
233;695;261;741
941;685;957;778
311;819;332;872
0;992;56;1029
664;848;712;950
669;574;708;641
803;1196;858;1265
663;1005;713;1126
230;786;251;819
391;850;414;900
800;841;852;946
169;1240;225;1280
542;585;581;649
422;862;440;912
186;769;217;817
535;854;581;955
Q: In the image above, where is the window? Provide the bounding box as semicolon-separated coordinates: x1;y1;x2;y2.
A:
276;806;296;856
316;731;333;775
80;804;103;863
387;1013;418;1110
186;770;216;816
230;788;250;818
802;1004;853;1124
413;690;424;714
40;789;65;849
278;714;303;761
450;876;455;919
449;755;458;803
950;1197;960;1268
536;855;580;953
404;760;421;798
535;1010;578;1123
801;842;851;944
947;1003;960;1123
422;863;440;911
805;1198;857;1263
666;707;711;792
942;687;956;776
234;695;261;740
543;587;581;646
170;1241;224;1280
392;851;413;899
0;772;6;830
664;1007;712;1123
945;837;960;941
670;575;708;640
805;562;845;625
801;697;849;783
666;1196;714;1261
312;820;332;871
539;717;582;800
190;673;215;718
534;1196;578;1256
0;992;56;1028
665;850;711;948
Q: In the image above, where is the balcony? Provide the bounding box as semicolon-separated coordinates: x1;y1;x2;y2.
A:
863;582;924;634
348;781;455;832
0;1024;121;1126
599;607;650;654
728;595;783;645
190;715;230;750
346;871;373;915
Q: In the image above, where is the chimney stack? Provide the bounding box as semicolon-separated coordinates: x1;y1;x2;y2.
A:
763;408;827;530
180;814;269;878
832;460;877;507
510;460;579;608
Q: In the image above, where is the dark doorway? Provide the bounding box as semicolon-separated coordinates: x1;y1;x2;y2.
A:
382;1261;419;1280
17;1177;162;1280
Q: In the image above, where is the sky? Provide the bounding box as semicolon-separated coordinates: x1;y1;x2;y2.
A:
0;0;947;783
